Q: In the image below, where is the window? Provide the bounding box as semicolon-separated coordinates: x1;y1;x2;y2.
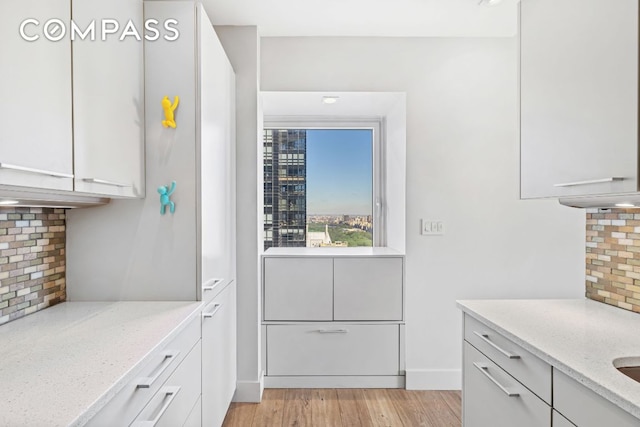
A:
263;121;384;250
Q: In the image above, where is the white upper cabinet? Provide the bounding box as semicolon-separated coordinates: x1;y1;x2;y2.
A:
0;0;74;191
71;0;144;198
520;0;639;198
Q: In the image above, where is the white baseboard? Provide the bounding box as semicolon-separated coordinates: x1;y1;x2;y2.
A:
264;375;405;389
405;369;461;390
232;371;265;402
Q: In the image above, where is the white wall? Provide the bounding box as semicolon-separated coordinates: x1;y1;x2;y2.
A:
261;36;586;389
215;26;264;402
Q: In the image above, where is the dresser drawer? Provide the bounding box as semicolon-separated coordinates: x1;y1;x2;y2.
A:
87;315;200;426
464;342;550;427
132;340;202;427
266;324;400;376
464;314;551;404
554;369;639;427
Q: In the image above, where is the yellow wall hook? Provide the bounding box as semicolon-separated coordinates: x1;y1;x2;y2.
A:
161;95;179;128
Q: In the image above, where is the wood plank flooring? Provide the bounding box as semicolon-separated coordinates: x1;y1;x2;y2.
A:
222;389;461;427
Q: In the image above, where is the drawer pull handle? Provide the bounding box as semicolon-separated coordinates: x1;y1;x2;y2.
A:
136;350;180;389
131;386;181;426
473;363;520;397
554;177;624;187
473;331;520;359
316;329;349;334
203;278;223;291
82;178;132;188
202;303;223;319
0;162;74;179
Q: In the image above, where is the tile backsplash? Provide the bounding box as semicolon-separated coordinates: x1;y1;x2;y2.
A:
0;207;66;326
586;208;640;313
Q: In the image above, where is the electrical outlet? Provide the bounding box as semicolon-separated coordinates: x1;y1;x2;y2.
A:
421;220;444;236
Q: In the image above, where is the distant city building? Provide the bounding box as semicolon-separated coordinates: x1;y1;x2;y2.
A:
263;129;307;250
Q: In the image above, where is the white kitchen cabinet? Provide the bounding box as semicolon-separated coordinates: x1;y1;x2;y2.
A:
263;257;333;321
520;0;639;199
202;281;236;427
0;0;74;192
554;369;639;427
67;2;236;302
552;410;574;427
266;324;400;376
71;0;144;198
333;257;403;321
132;340;202;427
87;315;200;426
463;342;550;427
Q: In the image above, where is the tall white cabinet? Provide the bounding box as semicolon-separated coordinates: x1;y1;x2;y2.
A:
520;0;639;199
68;3;237;425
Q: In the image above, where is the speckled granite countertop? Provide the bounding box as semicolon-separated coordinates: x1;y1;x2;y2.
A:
0;301;203;427
457;299;640;420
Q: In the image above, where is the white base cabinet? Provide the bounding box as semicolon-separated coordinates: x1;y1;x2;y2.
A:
463;343;550;427
262;251;405;387
202;281;237;427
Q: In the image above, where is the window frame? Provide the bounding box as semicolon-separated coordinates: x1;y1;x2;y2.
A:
263;116;386;247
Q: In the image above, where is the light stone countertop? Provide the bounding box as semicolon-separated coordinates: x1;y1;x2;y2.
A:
0;301;203;427
457;299;640;420
263;247;405;257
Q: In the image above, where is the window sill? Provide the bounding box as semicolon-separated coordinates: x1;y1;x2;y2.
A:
262;247;405;257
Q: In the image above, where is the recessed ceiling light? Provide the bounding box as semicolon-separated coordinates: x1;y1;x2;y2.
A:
322;96;339;105
478;0;502;5
615;203;635;208
0;200;19;205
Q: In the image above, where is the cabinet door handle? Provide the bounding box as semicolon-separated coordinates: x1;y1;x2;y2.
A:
0;162;74;179
202;303;223;319
82;178;132;188
131;386;181;426
136;350;180;389
203;278;223;291
473;331;520;359
473;363;520;397
316;329;349;334
554;177;624;187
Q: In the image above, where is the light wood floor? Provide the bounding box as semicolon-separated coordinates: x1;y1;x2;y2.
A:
222;389;462;427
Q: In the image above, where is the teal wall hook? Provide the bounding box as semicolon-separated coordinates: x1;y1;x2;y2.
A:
158;181;176;215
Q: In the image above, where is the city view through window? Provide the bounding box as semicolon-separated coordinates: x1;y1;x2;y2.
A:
264;129;373;250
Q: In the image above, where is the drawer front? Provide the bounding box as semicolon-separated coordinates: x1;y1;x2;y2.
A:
87;315;200;426
554;369;639;427
464;314;551;404
266;324;400;376
132;340;202;427
552;410;575;427
264;257;333;321
333;257;403;321
463;342;550;427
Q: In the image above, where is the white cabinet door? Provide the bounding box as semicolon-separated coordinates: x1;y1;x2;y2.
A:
552;410;574;427
520;0;638;198
463;342;550;427
263;257;334;321
0;0;73;191
554;369;639;427
72;0;144;198
202;282;236;427
333;257;403;321
198;3;236;291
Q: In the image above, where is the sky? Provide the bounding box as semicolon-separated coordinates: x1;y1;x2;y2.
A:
306;129;373;215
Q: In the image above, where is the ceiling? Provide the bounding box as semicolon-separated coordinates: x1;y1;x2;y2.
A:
203;0;519;37
262;92;405;118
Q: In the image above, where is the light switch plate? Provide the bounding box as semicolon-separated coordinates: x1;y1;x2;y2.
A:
421;219;444;235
